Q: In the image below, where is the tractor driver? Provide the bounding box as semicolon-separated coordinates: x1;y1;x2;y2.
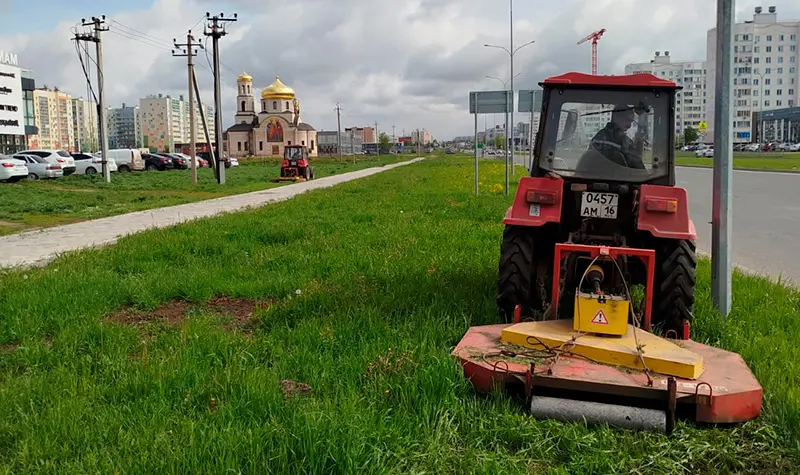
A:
588;105;646;169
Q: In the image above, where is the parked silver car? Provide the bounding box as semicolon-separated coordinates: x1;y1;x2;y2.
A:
12;154;63;179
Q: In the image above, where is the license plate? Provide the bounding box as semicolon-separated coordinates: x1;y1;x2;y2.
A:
580;192;618;219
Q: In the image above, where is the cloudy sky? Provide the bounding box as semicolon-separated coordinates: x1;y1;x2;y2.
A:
2;0;800;139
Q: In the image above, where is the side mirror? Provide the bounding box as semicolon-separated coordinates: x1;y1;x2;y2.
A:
564;111;578;138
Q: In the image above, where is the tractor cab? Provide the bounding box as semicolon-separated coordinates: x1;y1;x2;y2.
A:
532;72;678;187
273;145;314;182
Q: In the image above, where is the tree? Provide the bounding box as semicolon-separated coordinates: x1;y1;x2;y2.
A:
495;134;505;150
378;132;391;154
683;126;699;145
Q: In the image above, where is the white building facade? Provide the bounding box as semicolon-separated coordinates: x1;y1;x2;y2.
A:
707;6;799;142
625;51;708;142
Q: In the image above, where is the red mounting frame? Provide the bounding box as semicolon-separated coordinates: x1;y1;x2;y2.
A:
550;243;655;330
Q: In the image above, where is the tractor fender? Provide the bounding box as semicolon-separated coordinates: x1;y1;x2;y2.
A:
636;184;697;240
502;176;564;227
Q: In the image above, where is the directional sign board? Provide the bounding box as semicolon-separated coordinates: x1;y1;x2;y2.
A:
469;90;511;114
518;89;543;113
698;121;708;133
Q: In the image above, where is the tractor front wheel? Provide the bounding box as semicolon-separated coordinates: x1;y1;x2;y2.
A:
652;239;697;334
497;225;540;323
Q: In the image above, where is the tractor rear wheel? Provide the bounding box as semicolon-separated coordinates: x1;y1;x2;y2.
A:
497;225;539;323
652;239;697;334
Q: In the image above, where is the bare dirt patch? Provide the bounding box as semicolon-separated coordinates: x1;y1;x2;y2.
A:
106;297;268;332
0;342;19;354
280;379;313;399
107;300;192;326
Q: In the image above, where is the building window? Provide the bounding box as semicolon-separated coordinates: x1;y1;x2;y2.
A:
285;101;290;110
766;57;772;63
288;141;292;145
777;89;782;95
273;101;277;109
779;34;784;41
767;35;772;42
777;100;782;107
766;46;772;52
789;89;795;95
237;141;242;151
241;100;246;111
754;46;760;53
778;68;783;74
765;100;770;107
259;141;263;151
311;140;314;151
766;68;771;74
301;140;305;146
778;57;784;63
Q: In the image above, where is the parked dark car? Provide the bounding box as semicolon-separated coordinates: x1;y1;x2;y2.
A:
143;153;174;171
165;153;189;170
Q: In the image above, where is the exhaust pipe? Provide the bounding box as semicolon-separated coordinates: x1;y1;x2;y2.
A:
530;396;667;432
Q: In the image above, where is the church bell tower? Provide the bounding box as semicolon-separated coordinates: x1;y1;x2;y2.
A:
235;72;256;124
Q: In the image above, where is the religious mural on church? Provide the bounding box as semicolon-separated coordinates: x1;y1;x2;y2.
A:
267;118;284;142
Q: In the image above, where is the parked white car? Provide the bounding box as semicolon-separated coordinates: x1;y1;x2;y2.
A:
18;149;76;175
744;143;761;152
72;152;118;175
0;155;30;182
12;153;63;179
105;149;145;172
789;143;800;152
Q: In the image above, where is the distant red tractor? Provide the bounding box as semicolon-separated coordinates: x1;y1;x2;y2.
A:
272;145;314;182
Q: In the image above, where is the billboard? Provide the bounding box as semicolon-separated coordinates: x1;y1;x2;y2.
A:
0;57;24;136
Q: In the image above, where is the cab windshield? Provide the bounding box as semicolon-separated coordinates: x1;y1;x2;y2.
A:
286;148;303;160
538;88;670;182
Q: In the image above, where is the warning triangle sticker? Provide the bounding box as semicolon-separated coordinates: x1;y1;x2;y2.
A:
591;310;609;325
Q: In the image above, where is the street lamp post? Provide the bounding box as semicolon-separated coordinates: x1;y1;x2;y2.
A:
485;1;534;178
486;74;520;157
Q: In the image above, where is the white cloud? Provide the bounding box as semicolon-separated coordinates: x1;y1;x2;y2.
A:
3;0;800;139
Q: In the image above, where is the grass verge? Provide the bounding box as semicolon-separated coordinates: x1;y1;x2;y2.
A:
0;155;797;473
676;152;800;171
0;154;409;235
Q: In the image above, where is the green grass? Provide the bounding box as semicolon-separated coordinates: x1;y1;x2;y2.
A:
676;151;800;171
0;155;408;236
0;155;798;473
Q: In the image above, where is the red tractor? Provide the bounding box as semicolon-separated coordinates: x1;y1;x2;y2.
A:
452;72;762;433
272;145;314;182
497;72;696;335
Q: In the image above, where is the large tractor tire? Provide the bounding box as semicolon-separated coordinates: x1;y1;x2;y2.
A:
652;239;697;334
497;225;538;323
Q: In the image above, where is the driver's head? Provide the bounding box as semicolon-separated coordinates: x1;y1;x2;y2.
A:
611;105;635;130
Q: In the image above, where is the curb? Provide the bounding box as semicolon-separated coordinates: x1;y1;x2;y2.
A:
677;164;800;174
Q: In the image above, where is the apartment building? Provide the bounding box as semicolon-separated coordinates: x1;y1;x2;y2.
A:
707;6;799;142
71;97;97;152
107;103;141;149
139;94;214;152
344;126;375;143
28;87;74;151
625;51;709;140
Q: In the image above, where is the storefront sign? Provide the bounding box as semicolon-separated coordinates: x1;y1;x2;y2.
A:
0;56;24;136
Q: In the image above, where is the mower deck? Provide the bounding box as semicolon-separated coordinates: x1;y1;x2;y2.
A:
502;320;703;379
271;176;306;183
453;324;762;425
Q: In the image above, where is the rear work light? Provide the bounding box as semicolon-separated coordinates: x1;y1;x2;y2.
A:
644;198;678;213
525;190;558;205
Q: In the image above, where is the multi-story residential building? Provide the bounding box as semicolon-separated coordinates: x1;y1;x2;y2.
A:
71;97;97;152
138;94;214;152
411;128;433;145
29;87;74;151
625;51;709;141
344;126;375;143
707;6;799;142
107;103;141;149
0;49;37;154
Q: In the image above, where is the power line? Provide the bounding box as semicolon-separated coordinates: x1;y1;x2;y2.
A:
107;28;173;52
108;18;174;49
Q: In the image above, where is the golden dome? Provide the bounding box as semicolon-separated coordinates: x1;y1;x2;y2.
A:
261;76;295;99
237;71;253;82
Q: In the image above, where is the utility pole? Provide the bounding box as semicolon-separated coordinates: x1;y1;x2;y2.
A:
75;16;110;182
711;0;734;317
509;0;515;176
173;31;204;184
392;124;396;153
374;121;379;155
335;102;342;160
191;70;214;166
204;12;237;184
350;129;355;163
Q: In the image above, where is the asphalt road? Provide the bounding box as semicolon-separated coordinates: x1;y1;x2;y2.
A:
678;166;800;285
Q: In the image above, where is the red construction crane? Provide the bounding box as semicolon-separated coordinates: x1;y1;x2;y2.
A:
577;28;607;75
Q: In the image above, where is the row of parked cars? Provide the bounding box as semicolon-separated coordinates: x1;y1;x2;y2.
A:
682;142;800;156
0;148;239;182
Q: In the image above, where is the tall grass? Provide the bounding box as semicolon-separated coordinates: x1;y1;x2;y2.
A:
0;156;796;473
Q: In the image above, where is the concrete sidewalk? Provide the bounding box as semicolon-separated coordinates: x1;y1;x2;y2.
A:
0;157;425;269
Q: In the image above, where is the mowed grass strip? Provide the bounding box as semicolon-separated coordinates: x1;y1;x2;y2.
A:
0;156;797;474
0;154;408;235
